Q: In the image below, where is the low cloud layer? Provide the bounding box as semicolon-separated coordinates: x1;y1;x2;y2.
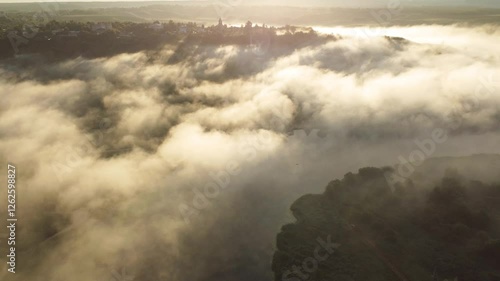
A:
0;24;499;281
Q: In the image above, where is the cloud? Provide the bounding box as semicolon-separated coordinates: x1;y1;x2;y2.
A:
0;24;499;281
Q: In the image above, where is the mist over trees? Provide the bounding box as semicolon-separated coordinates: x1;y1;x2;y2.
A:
0;9;499;281
273;166;500;281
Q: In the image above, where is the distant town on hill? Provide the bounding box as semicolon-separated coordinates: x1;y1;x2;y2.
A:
0;16;336;60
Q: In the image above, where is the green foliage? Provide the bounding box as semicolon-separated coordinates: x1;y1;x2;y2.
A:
273;167;500;281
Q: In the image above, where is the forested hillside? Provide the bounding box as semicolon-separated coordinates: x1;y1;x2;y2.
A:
273;167;500;281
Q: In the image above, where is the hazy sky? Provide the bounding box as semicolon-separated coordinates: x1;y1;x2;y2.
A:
0;0;498;8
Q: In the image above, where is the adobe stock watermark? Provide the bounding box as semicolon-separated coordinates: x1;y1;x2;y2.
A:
177;128;334;223
451;71;499;130
50;116;124;182
249;29;272;58
7;1;61;54
384;71;497;190
355;0;412;38
384;128;448;190
178;126;285;223
212;0;243;20
281;235;340;281
472;71;499;107
179;97;328;223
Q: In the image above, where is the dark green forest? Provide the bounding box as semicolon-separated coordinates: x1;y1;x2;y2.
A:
273;167;500;281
